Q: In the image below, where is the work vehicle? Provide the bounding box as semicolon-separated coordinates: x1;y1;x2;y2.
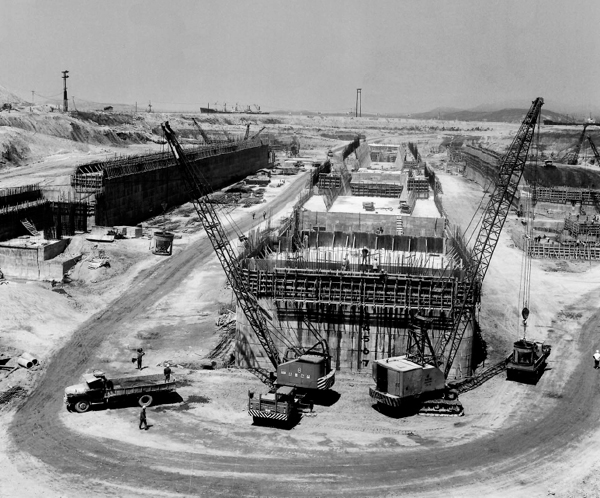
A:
64;370;177;413
248;385;297;424
370;97;545;416
162;122;335;426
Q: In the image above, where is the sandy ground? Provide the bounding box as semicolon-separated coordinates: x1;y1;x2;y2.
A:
1;116;600;497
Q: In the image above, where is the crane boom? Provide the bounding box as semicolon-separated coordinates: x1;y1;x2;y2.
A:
442;97;544;378
161;122;280;385
191;118;212;145
564;124;589;165
587;135;600;166
251;126;266;140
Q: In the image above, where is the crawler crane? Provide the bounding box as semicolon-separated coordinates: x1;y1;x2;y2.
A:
370;97;545;416
161;122;335;425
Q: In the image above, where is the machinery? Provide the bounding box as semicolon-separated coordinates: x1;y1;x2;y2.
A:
370;97;545;416
506;309;551;382
561;124;589;165
587;135;600;166
64;371;177;413
161;122;334;425
251;126;266;140
191;118;213;145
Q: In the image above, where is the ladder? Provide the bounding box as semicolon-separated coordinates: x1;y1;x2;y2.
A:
21;219;40;237
396;216;404;235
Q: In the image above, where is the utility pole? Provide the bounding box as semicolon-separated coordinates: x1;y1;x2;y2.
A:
356;89;362;118
62;70;69;112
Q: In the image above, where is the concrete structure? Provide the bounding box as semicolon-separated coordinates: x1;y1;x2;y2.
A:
235;140;475;380
0;238;80;280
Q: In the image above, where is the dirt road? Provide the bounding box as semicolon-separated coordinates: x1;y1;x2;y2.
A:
7;167;600;497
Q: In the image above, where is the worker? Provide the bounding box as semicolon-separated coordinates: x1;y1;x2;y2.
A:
361;246;370;264
139;406;148;430
372;255;379;273
342;253;350;271
136;348;145;370
593;350;600;369
252;213;255;220
164;363;172;382
263;211;267;220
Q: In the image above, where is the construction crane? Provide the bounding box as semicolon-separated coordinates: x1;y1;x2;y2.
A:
251;126;266;140
562;124;589;165
506;161;551;382
370;97;545;416
587;135;600;166
191;118;212;145
161;122;334;425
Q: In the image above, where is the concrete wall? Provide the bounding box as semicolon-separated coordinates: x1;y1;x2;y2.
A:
96;145;269;226
0;239;76;280
236;301;474;380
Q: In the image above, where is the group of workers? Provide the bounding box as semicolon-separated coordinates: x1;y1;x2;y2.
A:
341;246;382;274
134;348;174;430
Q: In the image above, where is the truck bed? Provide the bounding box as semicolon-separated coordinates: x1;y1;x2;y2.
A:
107;374;168;389
104;374;176;398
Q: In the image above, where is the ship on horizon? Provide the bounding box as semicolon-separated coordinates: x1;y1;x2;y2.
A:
200;103;269;115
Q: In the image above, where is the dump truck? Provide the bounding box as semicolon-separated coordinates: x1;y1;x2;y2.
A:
64;370;177;413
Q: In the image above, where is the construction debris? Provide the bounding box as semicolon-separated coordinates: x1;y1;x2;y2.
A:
88;257;110;269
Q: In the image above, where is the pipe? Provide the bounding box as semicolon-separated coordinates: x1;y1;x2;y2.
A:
20;352;38;365
17;357;33;369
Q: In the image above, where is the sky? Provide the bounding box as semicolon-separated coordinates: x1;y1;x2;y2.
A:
1;0;599;115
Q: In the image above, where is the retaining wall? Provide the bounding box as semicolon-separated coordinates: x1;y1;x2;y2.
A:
95;144;268;226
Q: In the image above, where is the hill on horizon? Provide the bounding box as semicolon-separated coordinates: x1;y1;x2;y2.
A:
410;105;572;124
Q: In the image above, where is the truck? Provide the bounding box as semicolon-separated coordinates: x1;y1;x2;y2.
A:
64;370;177;413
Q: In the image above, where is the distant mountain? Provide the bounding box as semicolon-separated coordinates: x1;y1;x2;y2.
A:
410;106;571;124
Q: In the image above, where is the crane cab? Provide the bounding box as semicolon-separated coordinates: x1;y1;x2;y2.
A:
370;355;446;407
276;340;335;391
277;353;335;391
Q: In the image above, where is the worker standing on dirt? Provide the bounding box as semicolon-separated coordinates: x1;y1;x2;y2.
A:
252;212;255;220
263;211;266;220
139;407;148;430
593;350;600;369
136;348;145;370
164;364;172;382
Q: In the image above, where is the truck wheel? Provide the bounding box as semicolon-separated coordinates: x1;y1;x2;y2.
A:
138;394;153;407
74;400;90;413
